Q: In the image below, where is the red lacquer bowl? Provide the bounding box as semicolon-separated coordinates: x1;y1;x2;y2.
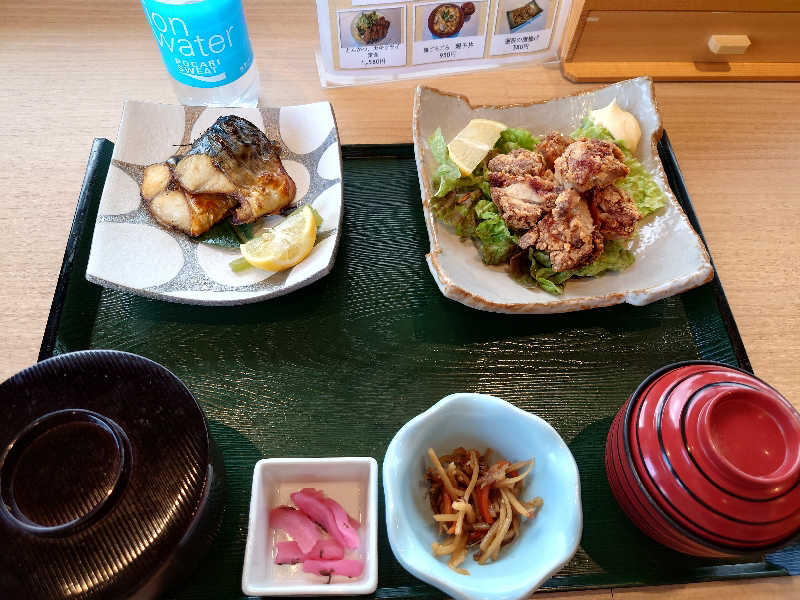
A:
606;361;800;557
630;369;800;546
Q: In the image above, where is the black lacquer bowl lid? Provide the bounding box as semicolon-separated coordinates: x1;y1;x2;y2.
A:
0;350;224;599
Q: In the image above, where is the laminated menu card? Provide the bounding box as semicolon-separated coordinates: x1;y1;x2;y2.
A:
314;0;570;86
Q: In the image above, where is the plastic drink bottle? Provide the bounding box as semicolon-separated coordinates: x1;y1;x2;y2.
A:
140;0;260;106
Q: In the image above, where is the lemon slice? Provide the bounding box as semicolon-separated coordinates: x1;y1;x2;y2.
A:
447;118;507;175
240;205;317;271
457;118;508;141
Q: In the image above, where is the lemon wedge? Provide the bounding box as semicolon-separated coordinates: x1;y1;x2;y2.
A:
447;118;507;175
240;205;317;271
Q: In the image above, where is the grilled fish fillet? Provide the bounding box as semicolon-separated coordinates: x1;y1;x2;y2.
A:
141;163;175;200
172;154;237;194
147;189;238;237
173;115;296;224
141;160;237;236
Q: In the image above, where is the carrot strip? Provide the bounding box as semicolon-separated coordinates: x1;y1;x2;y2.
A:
477;485;493;525
442;491;453;514
468;529;484;542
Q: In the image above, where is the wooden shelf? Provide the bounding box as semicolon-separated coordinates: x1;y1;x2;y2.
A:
562;61;800;82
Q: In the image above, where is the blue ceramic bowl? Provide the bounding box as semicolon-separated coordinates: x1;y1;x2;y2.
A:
383;393;581;600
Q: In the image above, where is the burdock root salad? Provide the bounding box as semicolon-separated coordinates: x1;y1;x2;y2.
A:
427;100;667;295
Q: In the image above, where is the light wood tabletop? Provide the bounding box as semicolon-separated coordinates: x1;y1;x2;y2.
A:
0;0;798;598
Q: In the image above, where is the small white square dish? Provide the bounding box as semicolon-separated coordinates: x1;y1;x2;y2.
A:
242;457;378;596
383;393;582;600
87;100;343;306
412;76;714;314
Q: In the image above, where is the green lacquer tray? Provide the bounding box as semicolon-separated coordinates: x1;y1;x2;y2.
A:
40;138;798;599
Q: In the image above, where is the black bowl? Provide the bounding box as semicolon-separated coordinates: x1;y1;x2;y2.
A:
0;350;225;599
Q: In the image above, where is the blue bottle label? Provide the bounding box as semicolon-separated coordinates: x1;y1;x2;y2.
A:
141;0;253;88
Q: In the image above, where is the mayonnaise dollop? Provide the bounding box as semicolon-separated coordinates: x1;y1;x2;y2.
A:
590;99;641;152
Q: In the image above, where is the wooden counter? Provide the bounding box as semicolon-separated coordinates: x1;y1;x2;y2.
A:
0;0;797;597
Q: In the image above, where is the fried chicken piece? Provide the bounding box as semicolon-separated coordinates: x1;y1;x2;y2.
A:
487;148;546;178
536;189;603;271
489;174;557;230
554;139;629;193
487;149;556;230
537;131;574;171
591;185;641;239
517;229;539;249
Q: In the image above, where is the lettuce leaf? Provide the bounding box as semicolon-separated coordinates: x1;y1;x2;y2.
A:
535;275;564;296
430;193;515;264
429;126;449;164
455;173;490;197
470;162;493;199
526;240;634;295
473;202;516;265
574;239;635;277
428;128;463;197
531;250;551;268
432;161;462;198
474;198;498;220
550;270;575;285
530;265;561;295
569;117;611;143
429;190;481;237
509;250;537;288
619;161;669;217
495;128;541;154
570;117;667;217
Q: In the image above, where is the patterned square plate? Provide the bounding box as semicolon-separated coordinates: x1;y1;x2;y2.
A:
412;77;714;314
86;101;342;305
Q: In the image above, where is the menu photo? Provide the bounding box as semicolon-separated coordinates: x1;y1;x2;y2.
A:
337;5;407;68
412;1;489;65
314;0;569;85
489;0;554;56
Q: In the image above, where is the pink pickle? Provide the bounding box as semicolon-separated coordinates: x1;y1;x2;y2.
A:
301;488;360;527
310;539;346;560
302;559;364;579
269;506;320;554
275;540;345;565
323;498;361;549
301;488;326;500
275;541;305;565
291;490;347;548
291;488;360;549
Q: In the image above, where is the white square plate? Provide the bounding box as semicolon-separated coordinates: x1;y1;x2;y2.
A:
242;457;378;596
412;76;714;314
86;101;342;306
